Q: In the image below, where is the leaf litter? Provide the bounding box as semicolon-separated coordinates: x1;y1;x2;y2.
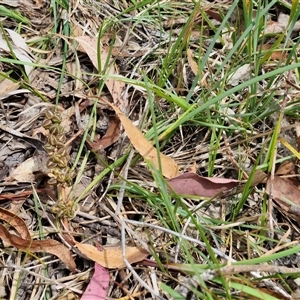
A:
1;1;300;300
75;242;149;269
167;172;241;198
0;207;76;272
81;259;109;300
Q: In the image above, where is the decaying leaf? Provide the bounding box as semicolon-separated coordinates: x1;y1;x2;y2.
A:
0;123;45;151
75;36;126;108
265;13;300;35
266;175;300;212
227;64;251;86
101;100;179;179
0;208;76;272
204;7;223;23
250;170;267;186
0;30;33;76
81;249;110;300
0;207;30;239
261;44;287;61
87;115;120;150
0;189;47;202
276;161;294;175
66;58;83;91
187;162;197;173
5;28;31;55
76;242;149;269
0;225;76;272
0;0;19;6
187;49;199;77
167;172;241;197
8;151;49;182
186;48;207;86
60;105;75;134
0;78;30;100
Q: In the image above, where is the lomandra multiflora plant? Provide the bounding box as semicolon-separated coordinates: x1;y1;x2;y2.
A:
42;109;77;218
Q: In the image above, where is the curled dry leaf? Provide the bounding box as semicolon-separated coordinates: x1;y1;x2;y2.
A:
101;100;179;178
0;208;76;272
0;123;45;151
0;189;42;201
167;172;241;198
76;242;149;269
0;207;30;239
0;225;76;272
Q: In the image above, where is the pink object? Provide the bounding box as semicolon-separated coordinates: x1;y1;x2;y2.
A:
168;172;240;197
81;263;110;300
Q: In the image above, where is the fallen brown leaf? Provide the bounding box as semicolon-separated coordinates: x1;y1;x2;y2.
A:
187;49;199;77
101;100;179;178
276;161;295;175
168;172;240;197
205;8;223;23
75;36;126;108
250;170;267;186
0;123;45;151
76;242;149;269
262;44;287;61
0;207;30;239
0;189;46;201
87;115;120;150
266;175;300;212
8;151;49;182
0;207;76;272
0;223;76;272
0;79;26;100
